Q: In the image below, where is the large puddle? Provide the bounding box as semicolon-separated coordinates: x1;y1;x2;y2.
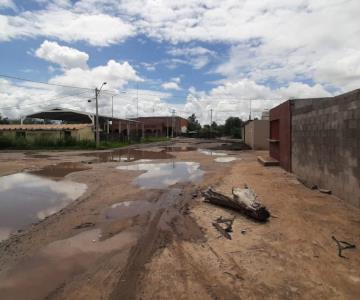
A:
0;228;137;300
85;148;174;163
214;157;237;163
161;146;197;152
29;162;90;179
198;149;228;156
105;200;153;220
117;162;204;189
0;173;87;241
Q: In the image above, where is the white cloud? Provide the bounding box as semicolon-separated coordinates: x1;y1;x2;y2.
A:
162;81;181;91
50;59;143;90
0;0;16;10
179;79;332;124
0;8;134;46
168;46;216;69
35;40;89;69
141;62;156;71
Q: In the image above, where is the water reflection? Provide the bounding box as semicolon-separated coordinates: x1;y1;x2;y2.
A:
161;146;197;152
198;149;228;156
214;157;237;163
105;200;153;220
0;173;87;241
85;148;174;162
117;162;204;189
29;162;90;179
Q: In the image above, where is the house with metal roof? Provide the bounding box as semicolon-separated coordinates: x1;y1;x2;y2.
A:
0;123;94;142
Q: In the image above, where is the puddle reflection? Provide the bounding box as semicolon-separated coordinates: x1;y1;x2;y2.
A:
0;173;87;241
214;157;237;163
198;149;228;156
85;148;174;163
29;162;90;179
117;162;204;189
161;146;197;152
105;200;153;220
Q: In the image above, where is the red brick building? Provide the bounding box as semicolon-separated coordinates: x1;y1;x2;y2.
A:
133;116;188;137
269;100;293;171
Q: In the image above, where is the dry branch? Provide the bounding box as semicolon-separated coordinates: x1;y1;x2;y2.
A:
202;186;270;222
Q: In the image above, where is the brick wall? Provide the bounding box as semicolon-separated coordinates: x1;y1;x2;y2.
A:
292;89;360;207
269;101;293;171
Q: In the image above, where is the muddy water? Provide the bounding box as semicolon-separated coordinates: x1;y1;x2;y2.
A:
117;162;204;189
0;173;87;241
29;162;90;179
198;149;228;156
161;146;197;152
0;228;138;300
105;200;153;220
214;157;237;163
85;148;174;163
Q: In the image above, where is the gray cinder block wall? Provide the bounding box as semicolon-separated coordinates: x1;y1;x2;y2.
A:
291;89;360;207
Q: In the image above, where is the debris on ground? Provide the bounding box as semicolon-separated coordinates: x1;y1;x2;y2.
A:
202;185;270;222
331;236;356;259
73;222;95;229
212;216;235;240
319;189;332;194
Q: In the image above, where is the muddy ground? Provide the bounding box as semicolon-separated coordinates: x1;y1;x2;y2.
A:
0;138;359;300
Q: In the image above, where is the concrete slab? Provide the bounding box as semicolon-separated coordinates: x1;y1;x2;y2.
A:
257;156;280;166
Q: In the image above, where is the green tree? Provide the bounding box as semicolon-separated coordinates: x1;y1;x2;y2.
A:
224;117;243;138
187;114;201;132
0;114;9;124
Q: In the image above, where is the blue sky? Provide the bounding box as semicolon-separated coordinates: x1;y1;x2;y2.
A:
0;0;359;123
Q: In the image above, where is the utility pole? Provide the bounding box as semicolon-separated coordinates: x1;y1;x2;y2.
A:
95;88;100;147
111;95;114;134
249;99;252;120
94;82;107;148
166;117;169;138
136;83;139;118
171;109;175;138
111;96;114;120
210;108;213;138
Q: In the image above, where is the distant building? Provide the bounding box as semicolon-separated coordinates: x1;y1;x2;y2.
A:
0;124;94;141
25;107;140;141
244;119;269;150
131;116;188;137
269;89;360;207
261;110;269;120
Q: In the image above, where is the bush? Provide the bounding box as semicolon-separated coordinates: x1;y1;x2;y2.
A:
230;128;242;139
0;135;170;150
0;136;14;148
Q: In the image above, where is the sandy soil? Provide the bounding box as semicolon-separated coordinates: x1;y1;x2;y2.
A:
0;139;359;300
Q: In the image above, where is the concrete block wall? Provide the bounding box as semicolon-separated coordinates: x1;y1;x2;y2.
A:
244;120;269;150
292;89;360;207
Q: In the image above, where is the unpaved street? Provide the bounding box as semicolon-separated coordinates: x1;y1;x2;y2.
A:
0;139;359;300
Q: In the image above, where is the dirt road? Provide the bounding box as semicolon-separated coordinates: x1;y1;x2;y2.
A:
0;139;359;299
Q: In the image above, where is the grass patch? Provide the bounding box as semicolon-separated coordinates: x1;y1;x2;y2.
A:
0;136;171;150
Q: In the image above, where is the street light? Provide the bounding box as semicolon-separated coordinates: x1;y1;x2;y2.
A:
95;82;107;147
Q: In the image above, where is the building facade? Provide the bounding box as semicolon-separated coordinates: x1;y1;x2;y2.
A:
0;124;94;141
244;120;269;150
131;116;188;137
269;89;360;207
269;100;293;171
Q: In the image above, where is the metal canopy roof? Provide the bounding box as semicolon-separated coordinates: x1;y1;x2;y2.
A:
26;107;140;124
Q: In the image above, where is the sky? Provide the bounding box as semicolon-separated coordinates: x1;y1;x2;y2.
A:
0;0;359;124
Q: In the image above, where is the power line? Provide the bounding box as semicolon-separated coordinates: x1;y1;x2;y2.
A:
0;74;284;102
0;91;91;110
0;74;93;91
